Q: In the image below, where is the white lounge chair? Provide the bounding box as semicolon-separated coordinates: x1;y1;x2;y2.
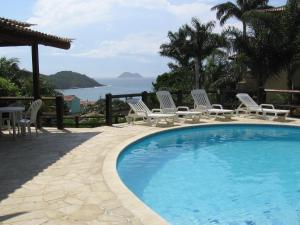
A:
18;99;43;135
156;91;201;122
126;98;176;126
236;93;289;119
191;89;234;119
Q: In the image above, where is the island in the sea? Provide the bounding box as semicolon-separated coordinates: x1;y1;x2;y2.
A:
45;71;104;89
118;72;143;79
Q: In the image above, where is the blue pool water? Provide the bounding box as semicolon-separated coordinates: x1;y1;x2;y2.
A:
117;125;300;225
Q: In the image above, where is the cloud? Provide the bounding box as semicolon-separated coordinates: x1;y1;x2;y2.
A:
167;2;212;18
73;33;164;59
28;0;218;32
28;0;113;32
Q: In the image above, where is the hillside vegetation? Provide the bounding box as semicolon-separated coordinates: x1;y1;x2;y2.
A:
46;71;103;89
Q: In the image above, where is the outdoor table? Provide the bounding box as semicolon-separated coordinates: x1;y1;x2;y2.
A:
0;107;25;138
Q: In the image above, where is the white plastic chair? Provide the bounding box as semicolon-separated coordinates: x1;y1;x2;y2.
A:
236;93;289;119
191;89;234;118
126;98;175;126
156;91;201;122
19;99;43;135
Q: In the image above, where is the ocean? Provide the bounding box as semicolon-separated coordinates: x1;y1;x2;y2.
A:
59;77;156;101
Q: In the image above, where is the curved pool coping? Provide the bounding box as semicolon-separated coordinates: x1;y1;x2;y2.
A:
102;121;300;225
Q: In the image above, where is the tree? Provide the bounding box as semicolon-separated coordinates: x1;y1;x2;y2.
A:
185;19;226;88
0;57;58;97
160;18;225;89
211;0;270;36
211;53;246;89
227;25;283;86
240;0;300;92
0;57;21;85
152;69;194;92
224;9;288;103
159;27;192;71
278;0;300;90
0;77;20;96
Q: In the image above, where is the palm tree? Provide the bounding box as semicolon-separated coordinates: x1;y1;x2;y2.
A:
280;0;300;91
160;18;225;89
240;0;300;101
211;0;270;36
184;18;226;88
160;28;192;70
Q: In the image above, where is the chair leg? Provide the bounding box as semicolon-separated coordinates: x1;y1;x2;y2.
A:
147;117;152;126
7;120;11;134
20;124;26;136
27;123;31;135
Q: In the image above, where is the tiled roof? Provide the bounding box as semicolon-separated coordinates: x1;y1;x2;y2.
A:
263;6;286;12
80;100;96;106
0;17;34;27
64;95;77;101
0;17;72;49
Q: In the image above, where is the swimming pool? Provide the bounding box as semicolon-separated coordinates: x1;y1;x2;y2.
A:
117;124;300;225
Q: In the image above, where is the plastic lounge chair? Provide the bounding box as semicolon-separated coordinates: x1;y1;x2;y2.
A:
156;91;201;122
236;93;289;119
191;89;234;119
18;99;43;135
126;98;175;126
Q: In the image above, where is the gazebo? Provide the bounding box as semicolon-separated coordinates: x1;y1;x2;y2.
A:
0;17;72;99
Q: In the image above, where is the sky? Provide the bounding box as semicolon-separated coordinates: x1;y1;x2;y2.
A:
0;0;286;78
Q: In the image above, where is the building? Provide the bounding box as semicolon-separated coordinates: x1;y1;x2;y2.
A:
64;95;81;114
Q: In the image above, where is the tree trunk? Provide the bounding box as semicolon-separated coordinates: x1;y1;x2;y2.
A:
257;77;265;104
194;57;200;89
242;21;247;38
287;67;293;104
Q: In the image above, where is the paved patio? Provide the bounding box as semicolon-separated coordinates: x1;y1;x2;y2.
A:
0;117;300;225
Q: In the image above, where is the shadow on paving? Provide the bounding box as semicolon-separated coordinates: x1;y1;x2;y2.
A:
0;130;100;202
0;212;27;222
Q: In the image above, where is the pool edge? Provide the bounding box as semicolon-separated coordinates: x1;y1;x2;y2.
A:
102;121;300;225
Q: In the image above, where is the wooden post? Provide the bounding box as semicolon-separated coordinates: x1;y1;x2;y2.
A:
177;90;183;106
75;116;79;128
32;43;40;100
105;93;112;126
257;87;266;104
56;96;64;130
114;115;119;124
142;91;148;106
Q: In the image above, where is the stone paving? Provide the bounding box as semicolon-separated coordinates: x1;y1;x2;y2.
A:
0;117;300;225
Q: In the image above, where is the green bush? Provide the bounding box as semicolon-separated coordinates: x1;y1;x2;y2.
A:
0;77;20;96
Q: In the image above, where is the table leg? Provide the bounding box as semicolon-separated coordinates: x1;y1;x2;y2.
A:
12;112;16;138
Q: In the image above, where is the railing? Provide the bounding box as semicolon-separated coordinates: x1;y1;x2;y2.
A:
2;88;296;129
0;96;64;129
105;92;147;126
265;89;300;116
105;90;243;126
64;115;106;128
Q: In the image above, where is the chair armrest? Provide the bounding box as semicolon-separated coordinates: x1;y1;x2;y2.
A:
212;104;223;109
260;104;275;109
151;108;162;113
127;109;134;115
195;105;207;111
177;106;189;111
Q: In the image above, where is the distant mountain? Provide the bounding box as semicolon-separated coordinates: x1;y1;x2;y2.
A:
118;72;143;79
45;71;104;89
